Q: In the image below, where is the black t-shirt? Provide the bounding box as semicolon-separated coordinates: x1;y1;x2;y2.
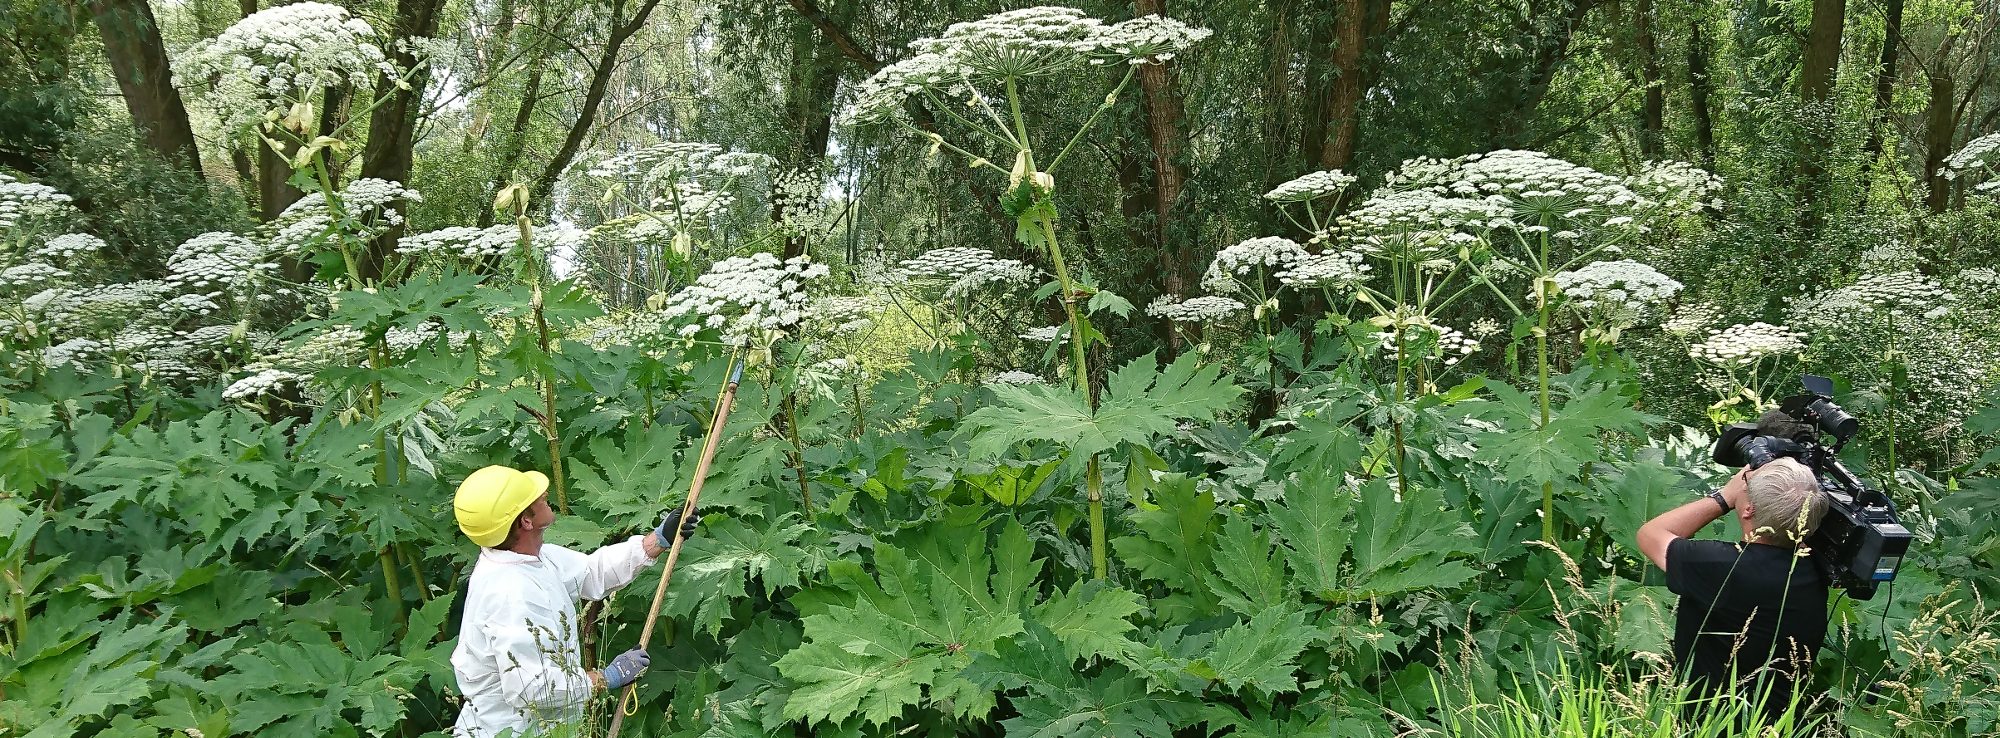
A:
1665;537;1828;722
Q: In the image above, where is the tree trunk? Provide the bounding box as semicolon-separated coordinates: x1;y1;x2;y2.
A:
355;0;447;282
1798;0;1845;104
1688;3;1718;169
775;15;845;259
1796;0;1844;225
1133;0;1195;333
480;43;551;227
1860;0;1904;175
529;0;669;214
1923;71;1956;213
1319;0;1368;169
89;0;202;174
1634;0;1664;158
1495;0;1597;146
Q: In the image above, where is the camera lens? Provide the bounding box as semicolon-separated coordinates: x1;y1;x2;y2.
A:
1808;398;1859;442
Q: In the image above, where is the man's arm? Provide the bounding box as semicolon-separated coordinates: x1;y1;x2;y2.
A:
1637;467;1749;571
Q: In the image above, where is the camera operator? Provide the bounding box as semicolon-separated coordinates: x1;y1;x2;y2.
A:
1637;457;1831;726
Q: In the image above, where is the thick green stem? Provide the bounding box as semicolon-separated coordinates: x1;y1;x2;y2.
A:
782;391;815;512
379;544;407;627
1536;233;1555;543
1085;456;1107;579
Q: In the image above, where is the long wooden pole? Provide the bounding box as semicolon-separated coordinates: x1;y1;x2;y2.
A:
605;353;745;738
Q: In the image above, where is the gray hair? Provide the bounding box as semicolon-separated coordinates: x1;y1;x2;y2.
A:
1746;458;1828;544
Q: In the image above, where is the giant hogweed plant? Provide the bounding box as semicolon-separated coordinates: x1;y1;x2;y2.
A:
847;6;1212;578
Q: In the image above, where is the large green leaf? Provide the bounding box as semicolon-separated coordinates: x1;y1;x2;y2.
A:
1347;482;1478;598
963;353;1240;465
963;623;1194;738
774;520;1034;726
1109;475;1218;621
1197;604;1321;694
1465;380;1656;486
1269;481;1354;602
1207;516;1291;616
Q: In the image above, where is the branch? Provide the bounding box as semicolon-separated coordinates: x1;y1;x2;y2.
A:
784;0;883;72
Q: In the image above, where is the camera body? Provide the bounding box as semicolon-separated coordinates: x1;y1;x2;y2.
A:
1711;375;1913;600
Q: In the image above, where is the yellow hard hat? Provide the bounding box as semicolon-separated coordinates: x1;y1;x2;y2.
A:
454;465;549;547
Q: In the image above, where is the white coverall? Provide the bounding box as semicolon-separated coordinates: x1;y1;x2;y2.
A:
451;537;655;737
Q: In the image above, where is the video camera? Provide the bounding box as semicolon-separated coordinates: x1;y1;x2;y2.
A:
1711;375;1913;600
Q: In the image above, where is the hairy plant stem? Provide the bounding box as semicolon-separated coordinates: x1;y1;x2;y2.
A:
1006;76;1107;579
1536;232;1555;543
521;214;570;514
782;390;815;512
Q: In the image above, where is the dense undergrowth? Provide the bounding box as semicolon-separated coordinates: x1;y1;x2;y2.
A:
6;4;2000;738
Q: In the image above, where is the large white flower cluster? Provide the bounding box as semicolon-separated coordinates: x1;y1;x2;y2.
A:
657;253;828;340
1661;302;1719;337
847;8;1209;123
1688;322;1806;366
989;370;1046;385
35;233;104;262
1448;150;1645;212
1624;160;1723;215
165;232;277;292
896;247;1037;297
1942;133;2000;193
1276;250;1370;290
178;2;395;132
1548;260;1682;311
808;295;878;334
283;178;422;226
1146;294;1246;323
1337;188;1511;237
1020;325;1066;343
0;174;73;232
772;167;831;233
223;368;305;401
1264;170;1357;203
1375;322;1480;366
1202;236;1306;293
0;262;69;289
1790;271;1957;328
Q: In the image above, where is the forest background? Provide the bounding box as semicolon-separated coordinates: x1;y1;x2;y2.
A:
5;0;2000;736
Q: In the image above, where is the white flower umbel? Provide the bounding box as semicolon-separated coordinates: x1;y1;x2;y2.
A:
1450;149;1648;220
282;178;421;227
223;368;305;401
844;7;1210;123
1689;322;1806;366
1943;133;2000;194
0;262;70;289
989;370;1046;385
1790;271;1958;329
1091;14;1213;65
394;223;576;264
177;2;396;133
1145;294;1246;323
807;295;878;335
896;247;1037;297
1264;170;1357;203
1662;302;1719;337
1202;236;1306;294
1374;321;1480;366
1548;260;1682;313
1624;160;1723;215
43;338;104;368
0;174;74;234
1276;250;1371;290
1020;325;1066;343
165;232;276;292
657;253;828;342
35;233;104;262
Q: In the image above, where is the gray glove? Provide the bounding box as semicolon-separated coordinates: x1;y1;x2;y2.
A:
654;508;702;543
602;647;650;690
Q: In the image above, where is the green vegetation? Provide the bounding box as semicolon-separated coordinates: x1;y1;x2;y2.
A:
4;0;2000;736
